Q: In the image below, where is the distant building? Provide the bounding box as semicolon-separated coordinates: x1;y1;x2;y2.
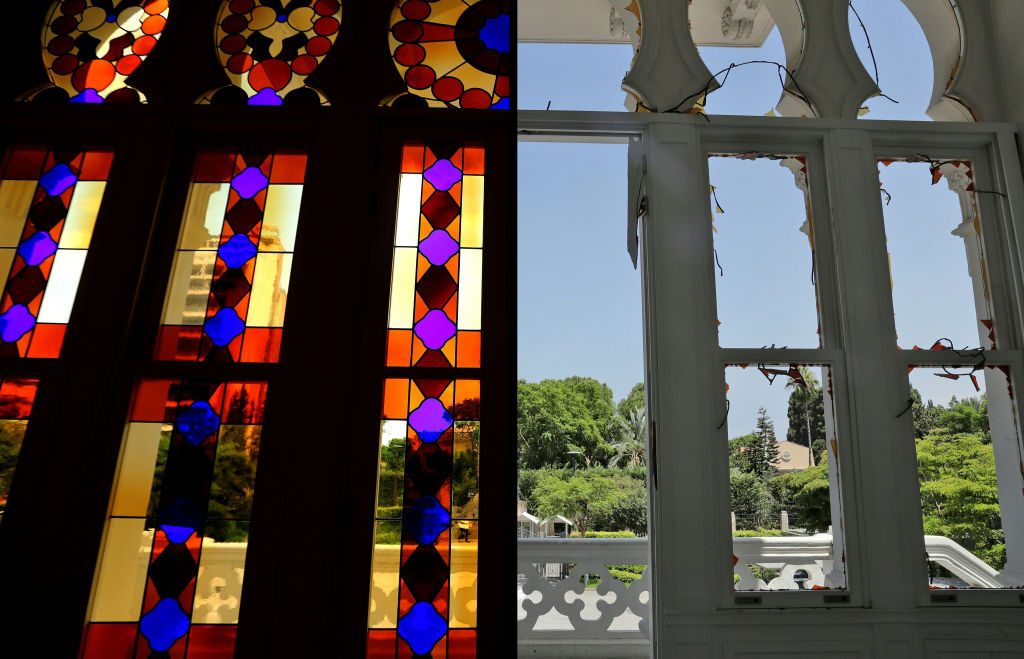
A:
775;441;811;473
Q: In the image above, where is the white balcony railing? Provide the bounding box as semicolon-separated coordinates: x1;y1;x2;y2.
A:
517;534;1011;655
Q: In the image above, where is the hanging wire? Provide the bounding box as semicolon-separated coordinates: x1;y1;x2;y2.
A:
848;0;899;105
663;60;815;116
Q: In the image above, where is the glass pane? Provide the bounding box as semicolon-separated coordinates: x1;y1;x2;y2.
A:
157;152;306;363
201;0;342;106
385;145;485;368
367;378;480;653
0;378;40;522
724;365;847;590
0;148;112;357
878;159;995;349
710;154;820;348
387;0;510;109
38;0;170;104
85;379;268;657
908;366;1023;588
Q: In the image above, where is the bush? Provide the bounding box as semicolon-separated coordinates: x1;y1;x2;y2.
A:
580;530;636;538
732;529;783;537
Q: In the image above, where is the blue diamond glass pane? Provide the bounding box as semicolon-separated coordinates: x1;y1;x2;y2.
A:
0;304;36;343
139;598;190;652
397;602;447;655
231;167;269;199
70;89;104;104
39;164;78;197
405;496;451;544
423;159;462;192
205;308;245;347
408;398;453;442
17;232;58;266
175;401;220;446
419;230;460;266
480;14;510;53
160;525;195;544
218;234;258;269
249;88;284;106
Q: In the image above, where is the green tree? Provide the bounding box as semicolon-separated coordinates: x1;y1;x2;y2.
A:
609;407;647;468
935;396;988;438
729;432;756;473
785;367;825;465
730;471;776;530
749;407;780;481
772;457;832;533
911;388;942;438
533;469;617;535
617;383;645;420
917;431;1004;568
517;378;619;469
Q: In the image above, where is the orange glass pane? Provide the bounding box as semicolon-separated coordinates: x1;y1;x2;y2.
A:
455;331;480;368
240;327;283;363
448;630;476;658
154;326;201;361
386;329;413;367
367;631;397;658
27;324;66;358
382;379;409;419
269;154;307;183
129;379;175;422
402;146;425;173
80;151;114;180
462;147;485;175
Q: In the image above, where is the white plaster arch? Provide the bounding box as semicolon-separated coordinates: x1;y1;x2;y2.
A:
900;0;977;121
763;0;816;117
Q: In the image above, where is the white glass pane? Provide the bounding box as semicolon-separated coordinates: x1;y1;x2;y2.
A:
247;253;292;327
90;518;151;622
37;249;87;323
161;251;216;326
260;185;302;252
179;183;229;250
110;423;164;518
388;247;417;328
395;174;422;247
458;249;482;330
0;180;34;248
61;181;105;248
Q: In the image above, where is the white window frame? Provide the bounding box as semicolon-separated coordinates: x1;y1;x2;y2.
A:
519;110;1024;656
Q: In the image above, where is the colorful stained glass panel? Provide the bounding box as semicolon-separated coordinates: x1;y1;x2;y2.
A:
202;0;343;106
83;379;267;658
387;0;510;109
38;0;170;103
386;145;484;368
368;378;480;655
157;152;306;363
0;148;111;358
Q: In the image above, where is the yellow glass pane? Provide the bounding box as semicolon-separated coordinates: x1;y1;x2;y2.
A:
247;253;292;327
449;520;478;628
260;185;302;252
458;249;482;330
37;249;87;324
110;423;164;518
61;181;105;248
89;518;151;622
396;174;422;247
0;248;15;284
192;525;249;625
388;247;417;329
161;251;216;326
0;180;34;247
368;521;402;629
179;183;229;250
461;176;484;248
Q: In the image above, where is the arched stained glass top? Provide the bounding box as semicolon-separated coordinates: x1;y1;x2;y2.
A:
387;0;510;109
35;0;170;103
202;0;342;106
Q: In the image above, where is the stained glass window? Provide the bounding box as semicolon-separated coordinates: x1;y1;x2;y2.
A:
0;147;112;357
387;145;484;368
368;378;480;658
156;151;306;363
202;0;343;106
82;379;267;658
36;0;170;103
0;378;40;521
368;143;485;657
387;0;510;109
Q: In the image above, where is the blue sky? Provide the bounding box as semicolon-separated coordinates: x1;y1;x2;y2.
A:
517;2;983;439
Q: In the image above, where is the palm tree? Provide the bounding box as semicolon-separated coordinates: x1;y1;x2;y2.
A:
786;366;820;467
609;407;647;468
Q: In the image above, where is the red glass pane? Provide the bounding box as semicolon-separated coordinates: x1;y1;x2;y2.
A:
155;326;202;361
455;331;480;368
367;631;398;658
80;151;114;180
27;323;66;358
130;379;175;422
80;623;137;659
0;378;38;419
187;626;237;659
269;154;307;183
240;327;282;363
2;148;46;179
386;329;413;367
193;152;235;182
447;630;476;658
